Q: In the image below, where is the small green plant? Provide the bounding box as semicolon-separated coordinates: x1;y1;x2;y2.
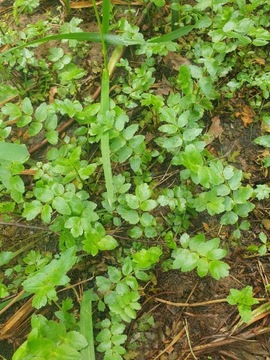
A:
171;233;229;280
227;286;259;323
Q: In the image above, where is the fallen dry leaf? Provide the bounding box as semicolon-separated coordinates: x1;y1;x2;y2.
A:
235;104;255;127
163;53;191;71
262;219;270;230
205;116;224;145
49;86;58;103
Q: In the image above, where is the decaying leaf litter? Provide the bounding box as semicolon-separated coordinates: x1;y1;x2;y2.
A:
0;0;270;359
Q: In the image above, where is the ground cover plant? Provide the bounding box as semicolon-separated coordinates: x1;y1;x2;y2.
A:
0;0;270;358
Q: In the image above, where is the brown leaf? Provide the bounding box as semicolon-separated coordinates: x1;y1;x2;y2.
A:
235;105;255;127
163;53;191;71
205;116;224;145
262;219;270;230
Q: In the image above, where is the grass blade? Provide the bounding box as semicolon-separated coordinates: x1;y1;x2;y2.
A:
100;69;114;209
102;0;111;36
148;25;193;43
80;289;96;360
0;33;143;56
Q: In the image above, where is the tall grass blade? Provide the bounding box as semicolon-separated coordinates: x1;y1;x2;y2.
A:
1;33;143;56
100;68;114;209
102;0;111;36
80;289;96;360
93;0;114;209
148;25;193;43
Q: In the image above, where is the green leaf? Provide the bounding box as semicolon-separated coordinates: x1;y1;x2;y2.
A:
195;16;212;29
233;186;253;204
148;25;194;43
129;226;143;239
41;204;52;223
223;165;234;180
22;247;77;308
180;144;203;172
183;128;202;142
139;212;155;227
2;103;22;121
234;202;255;217
196;258;209;277
21;97;33;115
0;142;29;163
198;76;219;99
125;194;140;209
227;286;259;323
34;103;48;122
17;115;32;127
209;260;230;280
65;331;88;351
181;252;199;272
33;187;54;203
28;121;43;136
254;184;270;200
254;135;270;147
0;283;9;298
80;289;95;360
97;235;118;251
228;170;243;190
117;205;139;224
108;267;122;284
23;200;42;220
206;197;225;215
46;130;59;145
207;248;227;261
220;211;238;225
178;65;193;95
52;197;71;215
140;199;157;212
96;276;112;293
0;251;15;266
135;183;152;202
132;247;162;269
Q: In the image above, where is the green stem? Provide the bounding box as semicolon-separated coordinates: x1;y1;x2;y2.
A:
80;289;96;360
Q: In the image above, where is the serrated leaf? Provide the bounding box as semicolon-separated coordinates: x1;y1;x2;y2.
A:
2;103;22;120
140;199;157;212
22;247;77;308
196;258;209;277
181;252;199;272
233;186;253;204
125;194;139;209
135;183;151;202
228;170;242;190
220;211;238;225
132;247;162;269
21;97;33;115
254;130;269;142
52;197;71;215
209;260;230;280
33;187;54;203
97;235;118;251
117;205;139;224
23;200;42;220
28;121;43;136
207;248;227;260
